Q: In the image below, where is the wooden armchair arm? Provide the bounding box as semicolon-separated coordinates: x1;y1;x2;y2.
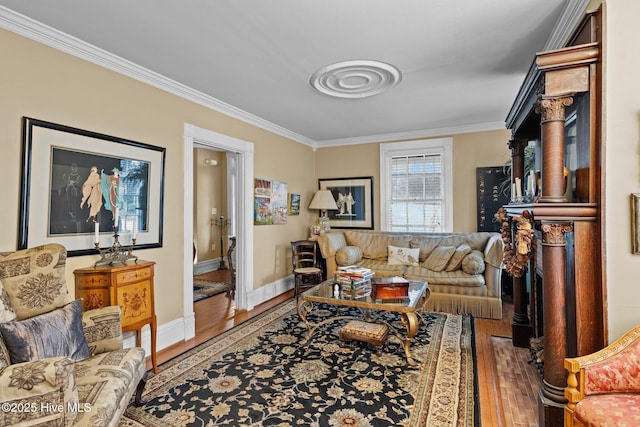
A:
565;324;640;426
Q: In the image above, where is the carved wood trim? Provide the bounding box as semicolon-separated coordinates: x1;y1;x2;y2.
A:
536;95;574;123
541;223;573;246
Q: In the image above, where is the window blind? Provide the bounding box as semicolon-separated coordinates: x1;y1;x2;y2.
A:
388;154;444;232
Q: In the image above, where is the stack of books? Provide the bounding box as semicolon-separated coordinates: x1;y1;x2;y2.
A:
335;266;374;298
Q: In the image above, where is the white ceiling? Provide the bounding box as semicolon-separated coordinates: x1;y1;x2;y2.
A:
0;0;575;147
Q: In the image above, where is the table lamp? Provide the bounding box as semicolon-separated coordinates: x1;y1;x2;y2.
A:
309;189;338;232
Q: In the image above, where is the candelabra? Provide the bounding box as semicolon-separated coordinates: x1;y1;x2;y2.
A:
213;216;231;269
94;225;138;267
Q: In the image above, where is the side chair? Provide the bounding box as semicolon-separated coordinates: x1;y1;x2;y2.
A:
291;240;323;302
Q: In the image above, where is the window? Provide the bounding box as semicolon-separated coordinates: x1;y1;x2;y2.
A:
380;138;453;232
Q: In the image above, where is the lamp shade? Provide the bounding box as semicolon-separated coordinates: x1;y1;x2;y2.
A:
309;190;338;210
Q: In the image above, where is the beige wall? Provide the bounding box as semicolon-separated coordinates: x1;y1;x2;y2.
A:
193;148;226;262
603;0;640;341
0;29;316;327
314;130;512;231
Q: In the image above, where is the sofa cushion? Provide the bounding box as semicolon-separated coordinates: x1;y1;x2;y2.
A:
387;245;419;266
410;233;494;262
0;244;72;320
462;250;485;275
82;305;124;356
335;246;364;266
0;340;9;371
423;246;456;272
405;266;485;287
574;394;640;427
0;299;90;364
355;259;406;278
74;347;146;427
344;231;412;260
0;356;78;427
0;282;16;323
445;244;472;272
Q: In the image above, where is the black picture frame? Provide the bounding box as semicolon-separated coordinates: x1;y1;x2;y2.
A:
319;176;374;229
19;117;166;256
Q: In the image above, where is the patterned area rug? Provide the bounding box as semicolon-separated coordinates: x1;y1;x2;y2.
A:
122;300;478;427
193;279;233;302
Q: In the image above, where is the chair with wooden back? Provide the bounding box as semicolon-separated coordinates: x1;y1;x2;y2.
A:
291;240;323;301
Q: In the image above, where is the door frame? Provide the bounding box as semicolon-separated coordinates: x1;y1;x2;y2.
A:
183;123;254;339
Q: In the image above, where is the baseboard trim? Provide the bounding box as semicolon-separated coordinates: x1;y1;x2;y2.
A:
193;258;221;275
246;275;294;311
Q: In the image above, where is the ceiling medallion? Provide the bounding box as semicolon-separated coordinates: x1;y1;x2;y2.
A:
309;60;402;99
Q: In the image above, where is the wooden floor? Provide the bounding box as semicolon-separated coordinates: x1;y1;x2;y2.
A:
147;276;541;426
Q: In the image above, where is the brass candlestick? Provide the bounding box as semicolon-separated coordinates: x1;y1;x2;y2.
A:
94;225;138;267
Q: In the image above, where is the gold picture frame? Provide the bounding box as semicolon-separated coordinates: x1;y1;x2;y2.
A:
632;193;640;254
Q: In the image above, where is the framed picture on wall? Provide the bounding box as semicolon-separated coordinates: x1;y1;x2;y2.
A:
19;117;166;256
319;176;374;229
288;193;300;215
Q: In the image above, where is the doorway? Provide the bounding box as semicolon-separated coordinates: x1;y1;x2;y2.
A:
183;123;254;341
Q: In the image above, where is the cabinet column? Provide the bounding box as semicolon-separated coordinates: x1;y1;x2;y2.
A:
508;139;532;347
534;93;574;426
539;223;572;422
536;95;573;203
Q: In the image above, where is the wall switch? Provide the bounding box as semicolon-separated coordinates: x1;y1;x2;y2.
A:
211;208;217;215
211;243;215;251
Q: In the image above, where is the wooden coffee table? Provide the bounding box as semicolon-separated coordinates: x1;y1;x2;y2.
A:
297;279;430;366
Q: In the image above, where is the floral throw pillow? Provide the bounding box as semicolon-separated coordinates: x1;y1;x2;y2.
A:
387;245;420;266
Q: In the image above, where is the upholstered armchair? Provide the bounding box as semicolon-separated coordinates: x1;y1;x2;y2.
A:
564;325;640;427
0;244;147;427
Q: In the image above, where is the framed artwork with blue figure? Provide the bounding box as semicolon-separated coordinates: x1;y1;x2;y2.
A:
319;177;373;229
19;117;166;256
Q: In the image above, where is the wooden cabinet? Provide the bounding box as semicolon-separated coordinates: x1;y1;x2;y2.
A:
502;9;606;426
74;260;158;373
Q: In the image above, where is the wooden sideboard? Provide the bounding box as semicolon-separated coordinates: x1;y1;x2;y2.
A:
74;260;158;373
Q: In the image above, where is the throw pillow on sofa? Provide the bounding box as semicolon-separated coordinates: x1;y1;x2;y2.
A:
336;246;364;266
446;244;472;272
387;245;419;266
423;246;456;272
0;283;17;323
462;250;485;275
0;299;90;364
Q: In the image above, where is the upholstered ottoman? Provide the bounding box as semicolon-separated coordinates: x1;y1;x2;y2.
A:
339;320;388;355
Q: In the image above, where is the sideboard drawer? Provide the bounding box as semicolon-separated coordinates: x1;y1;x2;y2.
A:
115;266;153;285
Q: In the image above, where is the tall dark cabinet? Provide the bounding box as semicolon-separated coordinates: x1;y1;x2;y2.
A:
503;9;606;426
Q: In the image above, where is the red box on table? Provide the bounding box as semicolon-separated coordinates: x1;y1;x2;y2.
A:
372;277;410;302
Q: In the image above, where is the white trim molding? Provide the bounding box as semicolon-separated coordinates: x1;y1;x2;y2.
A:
0;6;313;147
379;138;454;233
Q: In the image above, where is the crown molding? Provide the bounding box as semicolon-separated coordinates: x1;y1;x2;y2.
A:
543;0;592;51
0;6;315;147
315;121;507;148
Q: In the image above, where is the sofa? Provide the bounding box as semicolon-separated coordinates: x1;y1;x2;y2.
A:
0;244;147;427
564;324;640;427
317;230;504;319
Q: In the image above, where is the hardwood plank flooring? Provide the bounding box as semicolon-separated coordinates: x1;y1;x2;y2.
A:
147;278;540;426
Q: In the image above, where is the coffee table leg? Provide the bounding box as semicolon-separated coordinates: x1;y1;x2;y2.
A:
401;312;420;366
297;300;314;343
